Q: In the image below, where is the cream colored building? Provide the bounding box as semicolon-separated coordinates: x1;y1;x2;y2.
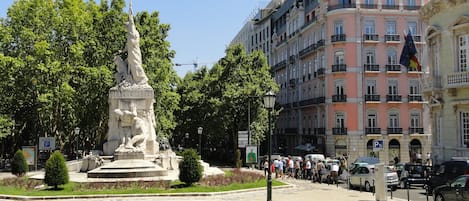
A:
420;0;469;165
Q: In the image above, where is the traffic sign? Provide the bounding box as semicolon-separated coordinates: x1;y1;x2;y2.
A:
373;139;383;151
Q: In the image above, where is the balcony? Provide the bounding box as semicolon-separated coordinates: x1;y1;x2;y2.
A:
408;95;423;102
386;94;402;102
315;96;326;103
331;34;346;43
332;127;348;135
413;35;422;42
289;55;296;64
289;79;296;87
285;128;298;134
332;64;347;72
314;127;326;135
316;39;325;48
300;98;316;106
273;60;287;70
363;34;379;41
299;44;316;58
365;128;381;134
382;4;399;10
365;94;380;102
404;5;421;10
409;127;424;134
387;128;403;134
332;94;347;102
447;71;469;88
328;3;356;11
364;64;380;72
386;64;401;72
317;68;325;76
361;4;377;9
385;34;400;42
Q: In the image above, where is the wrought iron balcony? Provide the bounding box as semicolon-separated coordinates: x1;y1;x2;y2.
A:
273;60;287;70
317;68;325;76
365;94;380;102
332;94;347;102
387;127;403;134
361;4;377;9
332;127;348;135
386;64;401;72
315;96;326;103
314;127;326;135
408;95;423;102
364;64;380;72
365;128;381;134
316;39;325;47
382;4;399;9
328;3;356;11
404;5;421;10
385;34;400;42
386;95;402;102
409;127;424;134
413;35;422;42
332;64;347;72
331;34;346;42
289;79;296;87
285;128;298;134
363;34;379;41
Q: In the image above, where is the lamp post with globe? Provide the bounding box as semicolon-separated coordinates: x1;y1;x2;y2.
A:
263;91;276;201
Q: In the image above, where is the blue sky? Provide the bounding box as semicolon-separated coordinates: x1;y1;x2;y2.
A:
0;0;268;77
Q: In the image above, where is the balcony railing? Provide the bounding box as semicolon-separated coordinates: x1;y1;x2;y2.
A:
285;128;298;134
365;64;380;72
385;34;400;42
386;64;401;72
447;71;469;88
404;5;421;10
299;44;316;58
365;94;380;102
317;68;325;76
314;127;326;135
316;39;325;48
289;79;296;87
315;96;326;103
365;128;381;134
331;34;346;42
328;3;356;11
363;34;379;41
332;64;347;72
386;94;402;102
273;60;287;70
408;95;423;102
332;94;347;102
409;127;424;134
382;4;399;9
332;127;348;135
387;127;403;134
289;55;296;64
361;4;378;9
413;35;422;42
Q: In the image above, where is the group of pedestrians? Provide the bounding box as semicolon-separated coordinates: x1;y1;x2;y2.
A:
262;155;343;185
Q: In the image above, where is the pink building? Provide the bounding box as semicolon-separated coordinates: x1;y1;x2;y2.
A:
270;0;430;164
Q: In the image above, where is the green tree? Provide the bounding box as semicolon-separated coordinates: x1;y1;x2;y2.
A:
44;151;69;189
178;149;203;186
11;149;28;177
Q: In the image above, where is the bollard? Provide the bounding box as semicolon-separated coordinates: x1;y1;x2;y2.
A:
407;181;410;201
359;177;362;192
372;179;375;196
390;184;393;199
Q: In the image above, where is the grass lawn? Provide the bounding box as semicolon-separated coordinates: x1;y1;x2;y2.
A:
0;170;286;196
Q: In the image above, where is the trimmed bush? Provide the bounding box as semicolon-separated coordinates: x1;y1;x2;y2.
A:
11;149;28;177
44;151;69;189
178;149;203;186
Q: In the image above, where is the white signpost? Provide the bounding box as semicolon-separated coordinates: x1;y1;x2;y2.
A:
238;131;249;148
39;137;56;151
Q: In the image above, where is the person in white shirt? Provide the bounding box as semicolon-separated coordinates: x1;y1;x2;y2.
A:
288;157;294;177
305;159;312;180
331;163;339;184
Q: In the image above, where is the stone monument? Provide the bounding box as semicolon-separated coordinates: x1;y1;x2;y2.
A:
88;1;174;178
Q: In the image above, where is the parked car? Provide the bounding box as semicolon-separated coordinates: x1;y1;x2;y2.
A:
398;163;432;189
349;164;398;191
433;175;469;201
427;159;469;195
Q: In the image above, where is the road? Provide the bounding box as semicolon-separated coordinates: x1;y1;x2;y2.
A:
336;181;432;201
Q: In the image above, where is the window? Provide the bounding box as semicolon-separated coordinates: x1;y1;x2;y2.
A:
461;112;469;147
387;49;398;64
335;22;344;34
365;50;376;64
386;0;395;5
458;34;469;72
367;112;378;128
386;21;397;34
321;53;325;68
364;20;375;34
409;80;420;94
334;51;345;64
407;0;416;6
407;21;418;35
365;0;374;5
335;80;345;95
367;80;377;94
388;80;398;95
430;40;440;75
389;112;399;128
335;112;345;128
410;112;421;128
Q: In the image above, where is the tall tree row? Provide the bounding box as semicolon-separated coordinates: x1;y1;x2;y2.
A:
0;0;178;157
175;44;278;163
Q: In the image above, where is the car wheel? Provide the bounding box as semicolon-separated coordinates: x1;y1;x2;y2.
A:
400;180;407;189
365;181;372;192
434;194;445;201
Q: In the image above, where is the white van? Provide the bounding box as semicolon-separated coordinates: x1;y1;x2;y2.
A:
304;154;325;163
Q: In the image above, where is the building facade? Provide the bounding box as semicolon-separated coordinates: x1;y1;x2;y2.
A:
420;0;469;165
232;0;431;165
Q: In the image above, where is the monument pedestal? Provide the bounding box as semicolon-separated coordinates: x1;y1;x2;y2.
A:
114;151;144;160
87;159;168;178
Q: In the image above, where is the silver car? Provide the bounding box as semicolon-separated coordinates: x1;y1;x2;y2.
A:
349;164;399;191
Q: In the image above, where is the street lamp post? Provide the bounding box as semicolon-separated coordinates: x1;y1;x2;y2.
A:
185;133;189;149
74;127;80;160
263;91;276;201
198;127;203;157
